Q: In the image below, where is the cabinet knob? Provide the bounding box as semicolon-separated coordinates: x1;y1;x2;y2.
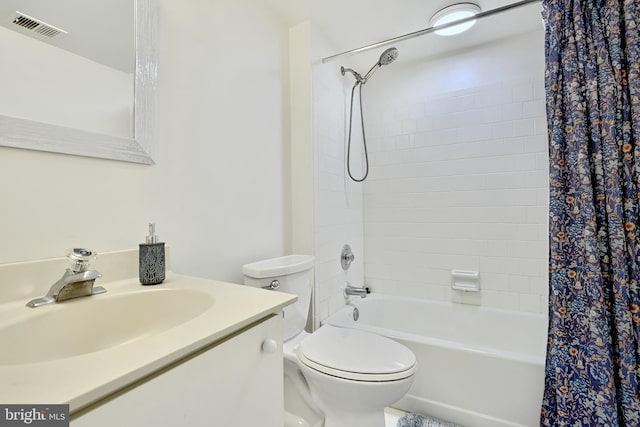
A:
261;338;278;354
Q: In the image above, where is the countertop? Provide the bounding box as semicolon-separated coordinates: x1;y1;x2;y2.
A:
0;272;296;412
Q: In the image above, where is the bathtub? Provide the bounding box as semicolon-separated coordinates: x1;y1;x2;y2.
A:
322;294;547;427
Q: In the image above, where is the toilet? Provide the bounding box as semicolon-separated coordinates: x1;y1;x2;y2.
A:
242;255;416;427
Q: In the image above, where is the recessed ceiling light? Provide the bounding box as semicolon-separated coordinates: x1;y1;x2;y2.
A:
430;3;481;36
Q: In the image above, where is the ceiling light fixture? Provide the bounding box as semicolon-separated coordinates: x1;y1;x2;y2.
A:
430;3;481;36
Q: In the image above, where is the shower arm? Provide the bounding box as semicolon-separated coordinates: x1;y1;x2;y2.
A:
341;67;365;83
342;64;382;85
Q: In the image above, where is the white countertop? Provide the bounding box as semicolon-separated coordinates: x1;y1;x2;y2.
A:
0;272;296;412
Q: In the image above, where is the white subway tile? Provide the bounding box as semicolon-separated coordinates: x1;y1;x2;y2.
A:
523;134;548;153
530;276;549;296
409;103;426;119
422;284;448;301
518;223;546;240
498;291;520;310
438;97;458;114
514;119;536;136
461;291;482;306
503;137;525;154
401;119;418;135
518;293;542;313
359;76;548;315
479;273;509;291
459;124;494;142
476;84;503;105
491;87;514;105
395;105;410;120
513;83;534;102
502;103;524;121
534;117;549;135
535;152;550;170
508;274;531;294
533;77;546;100
526;206;548;224
395;135;411;150
480;256;510;274
481;105;503;124
416;116;433;132
516;258;539;279
385;121;402;137
479;289;501;308
456;93;480;111
486;240;509;256
523;99;546;118
495;122;515;138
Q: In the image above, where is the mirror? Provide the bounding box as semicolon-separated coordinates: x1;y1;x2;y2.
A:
0;0;157;164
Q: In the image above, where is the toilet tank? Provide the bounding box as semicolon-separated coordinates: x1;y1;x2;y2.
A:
242;255;314;341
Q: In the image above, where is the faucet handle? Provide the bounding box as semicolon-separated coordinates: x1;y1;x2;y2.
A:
67;248;97;272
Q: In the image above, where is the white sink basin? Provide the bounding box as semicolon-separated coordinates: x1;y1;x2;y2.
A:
0;256;296;412
0;288;214;365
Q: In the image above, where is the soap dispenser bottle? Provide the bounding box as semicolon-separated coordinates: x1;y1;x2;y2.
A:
139;222;165;285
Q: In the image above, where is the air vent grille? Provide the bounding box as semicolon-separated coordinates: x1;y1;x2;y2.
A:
12;11;67;38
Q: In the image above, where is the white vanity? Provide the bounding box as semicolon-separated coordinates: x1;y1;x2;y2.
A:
0;249;296;427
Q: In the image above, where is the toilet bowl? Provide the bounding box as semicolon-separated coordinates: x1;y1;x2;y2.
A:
242;255;417;427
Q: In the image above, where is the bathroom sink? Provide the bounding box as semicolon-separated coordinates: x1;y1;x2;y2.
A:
0;289;214;365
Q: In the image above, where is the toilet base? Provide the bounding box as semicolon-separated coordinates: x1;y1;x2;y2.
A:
282;328;415;427
299;361;414;427
323;409;385;427
284;362;323;427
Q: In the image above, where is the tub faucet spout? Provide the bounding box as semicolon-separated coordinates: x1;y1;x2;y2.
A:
344;282;371;298
26;248;106;308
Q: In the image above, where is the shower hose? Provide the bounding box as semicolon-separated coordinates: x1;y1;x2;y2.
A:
346;81;369;182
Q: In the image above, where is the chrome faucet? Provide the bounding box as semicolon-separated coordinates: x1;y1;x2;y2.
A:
27;248;105;308
343;282;371;298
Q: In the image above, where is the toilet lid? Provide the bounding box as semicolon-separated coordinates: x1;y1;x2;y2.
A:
297;325;416;381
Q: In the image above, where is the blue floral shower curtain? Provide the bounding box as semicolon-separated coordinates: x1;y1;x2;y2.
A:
541;0;640;425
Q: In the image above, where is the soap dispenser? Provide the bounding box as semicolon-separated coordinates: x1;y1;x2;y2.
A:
139;222;165;285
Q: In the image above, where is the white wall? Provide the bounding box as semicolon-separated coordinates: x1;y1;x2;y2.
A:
362;30;549;313
289;21;314;257
0;0;290;285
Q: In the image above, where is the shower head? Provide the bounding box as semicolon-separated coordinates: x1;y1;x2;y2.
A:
362;47;399;83
378;47;398;66
341;47;399;85
342;47;398;182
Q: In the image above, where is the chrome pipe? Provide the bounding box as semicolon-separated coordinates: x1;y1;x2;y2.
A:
321;0;542;63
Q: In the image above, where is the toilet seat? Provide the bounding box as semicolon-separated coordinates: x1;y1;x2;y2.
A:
297;325;416;382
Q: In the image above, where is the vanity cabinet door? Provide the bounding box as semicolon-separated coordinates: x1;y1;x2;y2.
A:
71;314;283;427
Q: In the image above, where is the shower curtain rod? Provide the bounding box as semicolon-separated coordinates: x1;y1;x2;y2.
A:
321;0;542;63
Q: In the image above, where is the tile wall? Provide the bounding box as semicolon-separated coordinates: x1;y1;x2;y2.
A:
362;32;549;313
312;61;366;325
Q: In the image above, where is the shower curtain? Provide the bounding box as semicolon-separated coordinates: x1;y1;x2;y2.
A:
541;0;640;425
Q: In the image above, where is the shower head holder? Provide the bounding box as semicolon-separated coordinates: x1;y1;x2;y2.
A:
341;47;398;85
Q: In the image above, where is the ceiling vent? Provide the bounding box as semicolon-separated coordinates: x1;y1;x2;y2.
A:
12;11;68;38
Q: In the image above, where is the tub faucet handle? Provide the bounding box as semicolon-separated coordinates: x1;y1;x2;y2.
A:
341;244;355;270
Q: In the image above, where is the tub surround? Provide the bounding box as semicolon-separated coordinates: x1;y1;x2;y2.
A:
0;249;296;413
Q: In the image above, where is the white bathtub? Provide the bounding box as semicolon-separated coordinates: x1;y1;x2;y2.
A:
323;294;547;427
